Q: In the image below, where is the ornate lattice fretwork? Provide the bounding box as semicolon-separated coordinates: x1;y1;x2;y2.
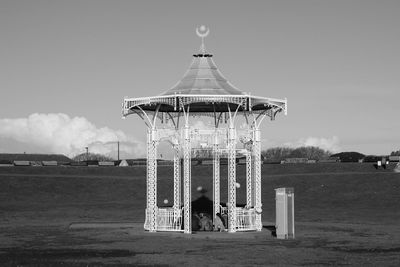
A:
253;127;262;231
183;126;192;234
147;129;158;232
246;150;252;208
123;94;287;118
173;143;181;209
213;133;220;222
123;96;176;114
227;126;237;232
179;95;248;110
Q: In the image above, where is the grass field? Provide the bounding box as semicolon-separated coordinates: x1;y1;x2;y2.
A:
0;163;399;266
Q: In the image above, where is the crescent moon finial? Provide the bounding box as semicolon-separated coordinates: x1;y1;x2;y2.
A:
196;25;209;53
196;25;210;38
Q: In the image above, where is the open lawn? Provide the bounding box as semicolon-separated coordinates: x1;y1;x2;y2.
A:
0;163;399;266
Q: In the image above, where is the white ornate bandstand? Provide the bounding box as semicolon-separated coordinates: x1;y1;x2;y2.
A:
123;26;287;234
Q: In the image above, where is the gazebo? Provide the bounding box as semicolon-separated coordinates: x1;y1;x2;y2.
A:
122;26;287;234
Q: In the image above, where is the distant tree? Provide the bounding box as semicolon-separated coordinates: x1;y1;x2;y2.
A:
363;155;381;163
262;147;293;162
192;149;213;159
72;153;114;162
330;152;365;162
262;146;331;162
289;146;331;160
390;150;400;156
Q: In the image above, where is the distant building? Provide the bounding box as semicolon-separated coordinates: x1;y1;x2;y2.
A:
282;158;308;164
0;153;71;165
86;160;99;167
98;161;115;166
201;159;214;165
330;152;364;162
0;160;13;167
119;159;129;167
42;161;58;166
318;159;340;163
13;160;30;166
363;155;381;163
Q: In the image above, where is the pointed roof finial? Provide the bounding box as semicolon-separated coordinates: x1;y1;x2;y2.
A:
196;25;209;53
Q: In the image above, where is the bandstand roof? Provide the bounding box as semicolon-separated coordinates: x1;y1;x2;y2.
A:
161;51;243;96
123;27;287;118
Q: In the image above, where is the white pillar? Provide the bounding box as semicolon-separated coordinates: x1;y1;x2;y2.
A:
146;128;158;232
253;127;262;231
228;126;237;233
183;126;192;234
173;143;181;209
213;132;220;222
246;150;252;207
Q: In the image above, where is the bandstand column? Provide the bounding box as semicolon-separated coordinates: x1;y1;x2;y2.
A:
183;126;192;234
147;128;158;232
173;142;181;209
213;132;220;222
228;126;237;232
253;127;262;231
246;150;252;207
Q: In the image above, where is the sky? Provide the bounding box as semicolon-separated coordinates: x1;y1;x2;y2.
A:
0;0;399;158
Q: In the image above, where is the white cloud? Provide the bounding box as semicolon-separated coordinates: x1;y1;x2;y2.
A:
284;136;341;152
0;113;145;158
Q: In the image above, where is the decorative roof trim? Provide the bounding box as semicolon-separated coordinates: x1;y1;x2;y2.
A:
123;94;287;116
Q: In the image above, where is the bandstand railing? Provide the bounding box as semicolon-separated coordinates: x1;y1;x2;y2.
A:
144;207;183;232
144;206;255;232
219;206;257;231
236;207;257;231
